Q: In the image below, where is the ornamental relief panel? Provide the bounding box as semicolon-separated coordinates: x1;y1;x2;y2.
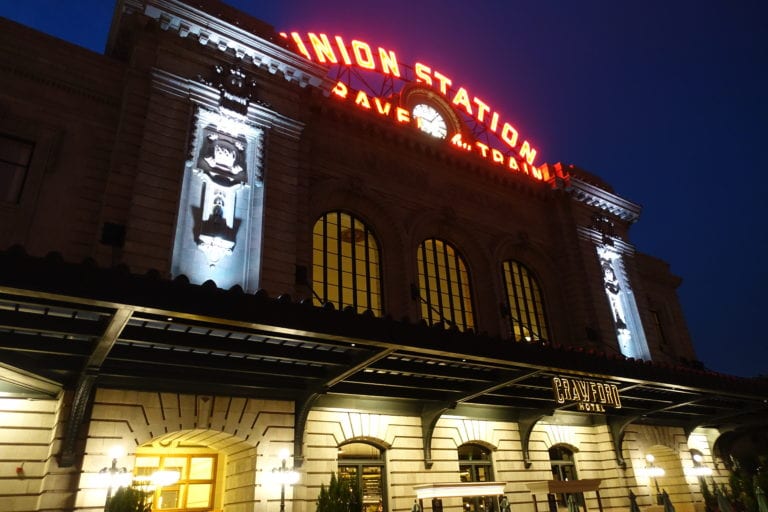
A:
171;106;264;291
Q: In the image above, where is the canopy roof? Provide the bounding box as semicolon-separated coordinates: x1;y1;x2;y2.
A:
1;246;766;466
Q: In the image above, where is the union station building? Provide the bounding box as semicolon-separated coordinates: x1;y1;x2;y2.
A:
1;1;766;512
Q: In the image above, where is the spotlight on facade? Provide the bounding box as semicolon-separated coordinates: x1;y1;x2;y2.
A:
272;448;300;512
99;446;132;512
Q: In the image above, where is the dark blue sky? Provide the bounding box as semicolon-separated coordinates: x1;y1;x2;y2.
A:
3;1;766;377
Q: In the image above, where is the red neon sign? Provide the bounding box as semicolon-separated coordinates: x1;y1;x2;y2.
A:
283;32;549;181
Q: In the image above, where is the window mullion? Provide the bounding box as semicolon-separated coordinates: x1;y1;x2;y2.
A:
442;242;458;327
349;217;358;312
322;215;329;304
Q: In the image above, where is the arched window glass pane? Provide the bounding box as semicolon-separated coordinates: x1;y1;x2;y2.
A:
339;442;386;512
134;453;217;510
502;260;550;342
458;444;493;512
313;212;382;315
549;446;578;507
416;239;474;331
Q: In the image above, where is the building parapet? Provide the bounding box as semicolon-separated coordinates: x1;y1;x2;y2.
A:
111;0;333;91
567;175;642;222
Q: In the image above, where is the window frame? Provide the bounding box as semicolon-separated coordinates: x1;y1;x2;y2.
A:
416;238;475;332
133;453;218;511
0;116;60;245
338;441;387;512
458;443;494;512
501;260;550;342
548;445;580;507
0;132;35;204
312;211;383;316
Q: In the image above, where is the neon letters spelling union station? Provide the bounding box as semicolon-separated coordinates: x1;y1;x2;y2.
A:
284;32;550;180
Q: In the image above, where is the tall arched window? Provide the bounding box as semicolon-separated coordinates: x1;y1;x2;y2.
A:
549;445;578;507
416;239;474;331
458;443;494;512
502;260;549;342
313;212;382;315
338;441;386;512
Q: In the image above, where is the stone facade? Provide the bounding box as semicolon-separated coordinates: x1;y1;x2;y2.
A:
0;2;751;512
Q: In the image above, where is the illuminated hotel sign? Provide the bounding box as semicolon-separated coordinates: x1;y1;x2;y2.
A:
551;376;622;413
283;32;552;182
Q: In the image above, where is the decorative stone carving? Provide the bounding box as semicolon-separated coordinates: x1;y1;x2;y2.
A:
592;214;616;244
193;127;250;267
197;63;260;115
171;106;264;287
597;245;650;360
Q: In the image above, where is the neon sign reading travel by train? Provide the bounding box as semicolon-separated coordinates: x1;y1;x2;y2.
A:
283;32;551;182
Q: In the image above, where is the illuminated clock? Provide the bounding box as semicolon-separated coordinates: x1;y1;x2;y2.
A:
412;103;448;139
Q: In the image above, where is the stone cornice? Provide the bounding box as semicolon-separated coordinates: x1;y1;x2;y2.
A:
566;176;642;222
121;0;333;91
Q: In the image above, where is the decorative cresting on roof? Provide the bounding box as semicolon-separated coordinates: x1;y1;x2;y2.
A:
566;176;642;222
132;0;333;90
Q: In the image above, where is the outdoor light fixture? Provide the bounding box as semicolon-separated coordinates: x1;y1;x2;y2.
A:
687;454;713;477
272;448;300;512
99;446;132;512
644;454;665;505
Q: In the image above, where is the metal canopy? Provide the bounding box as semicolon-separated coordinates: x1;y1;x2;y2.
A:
1;247;766;434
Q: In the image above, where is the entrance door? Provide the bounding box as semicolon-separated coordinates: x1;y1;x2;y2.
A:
458;444;494;512
339;441;386;512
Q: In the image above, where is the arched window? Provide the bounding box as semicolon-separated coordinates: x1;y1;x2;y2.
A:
134;452;218;510
549;445;578;507
458;443;494;512
502;260;549;342
313;212;382;315
338;441;386;512
416;239;474;331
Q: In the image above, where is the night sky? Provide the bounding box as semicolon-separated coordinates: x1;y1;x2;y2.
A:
2;1;766;378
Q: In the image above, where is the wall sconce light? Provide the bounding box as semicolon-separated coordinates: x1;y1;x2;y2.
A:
644;454;665;505
687;453;713;477
99;446;132;512
272;448;300;512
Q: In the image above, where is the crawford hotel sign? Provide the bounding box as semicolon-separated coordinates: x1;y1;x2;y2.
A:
551;376;622;413
283;32;553;182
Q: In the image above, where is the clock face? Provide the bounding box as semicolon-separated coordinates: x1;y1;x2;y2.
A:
412;103;448;139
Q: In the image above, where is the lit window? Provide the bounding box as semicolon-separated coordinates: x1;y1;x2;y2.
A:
416;239;474;331
338;441;386;512
502;260;549;342
458;443;494;512
312;212;382;315
133;454;217;510
0;133;34;204
549;445;579;507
